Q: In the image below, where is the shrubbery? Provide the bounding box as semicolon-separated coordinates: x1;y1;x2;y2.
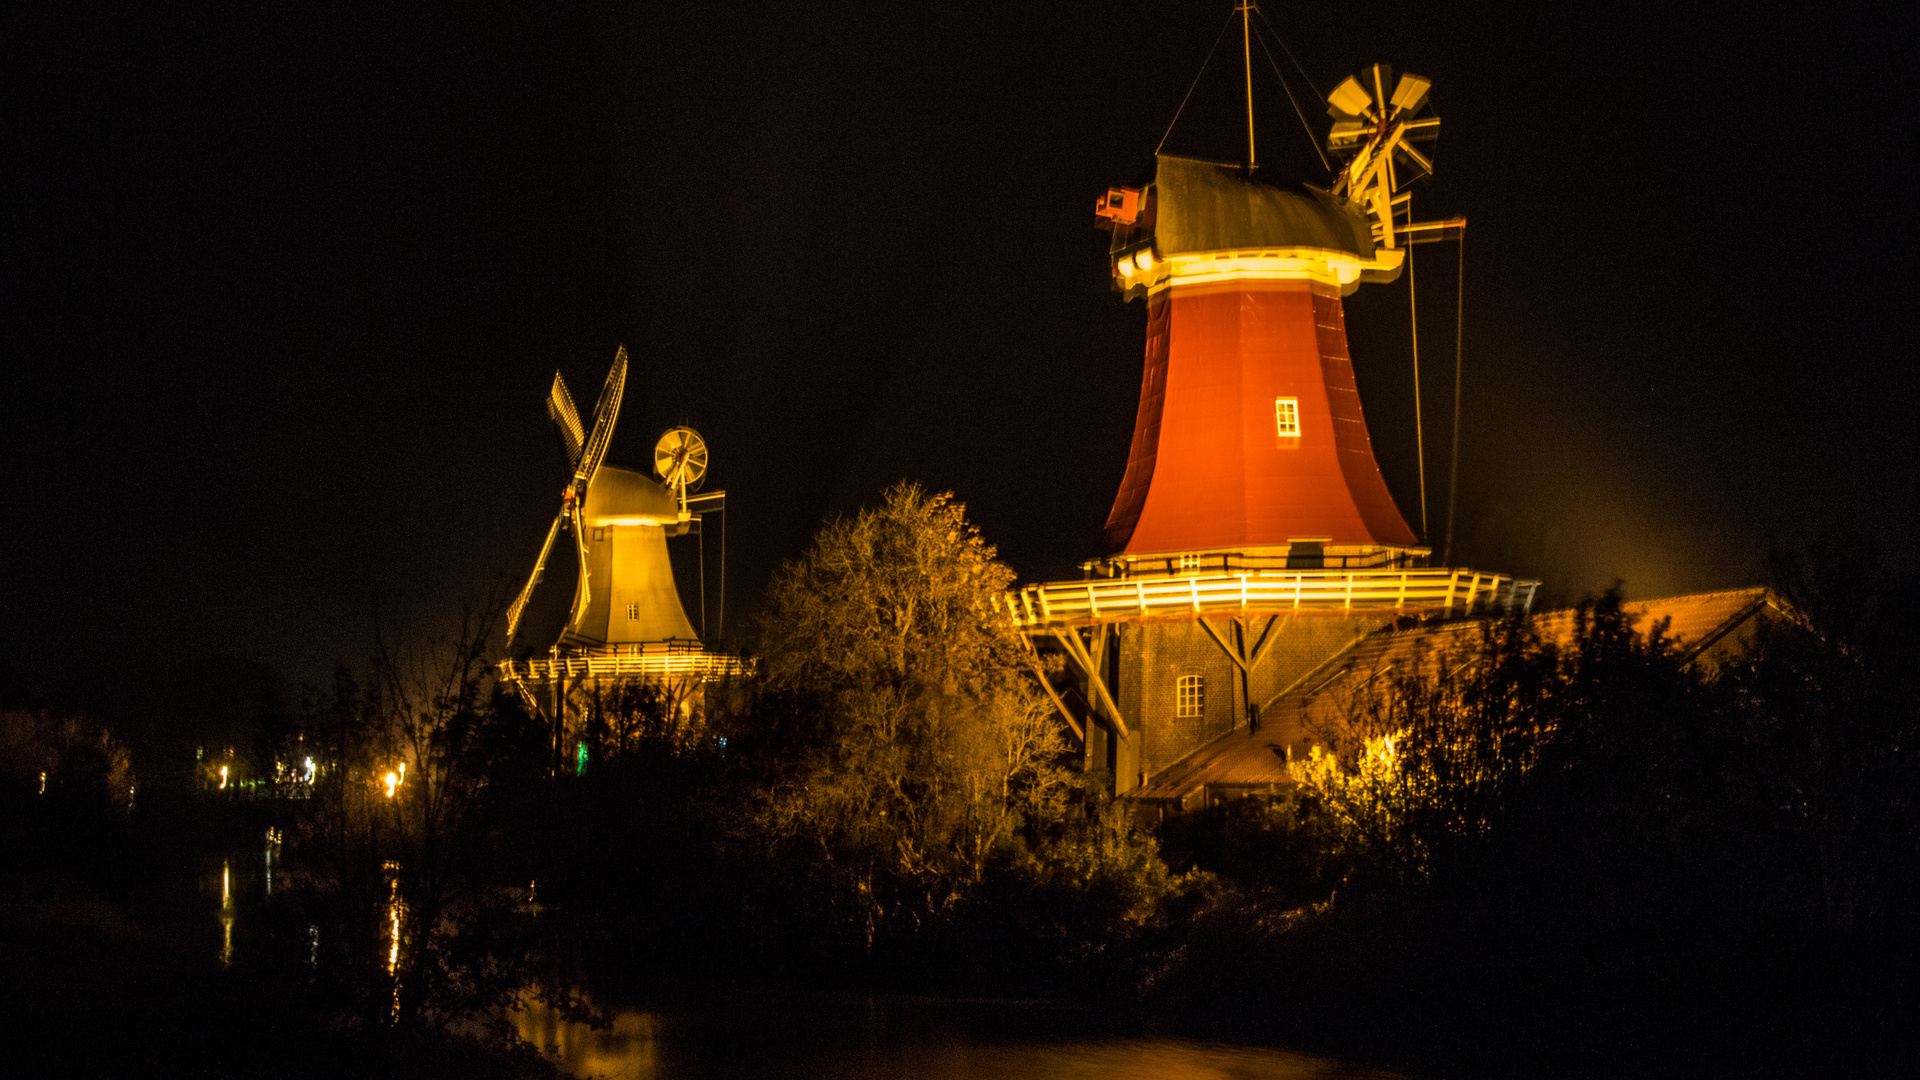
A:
10;481;1913;1075
1148;551;1919;1073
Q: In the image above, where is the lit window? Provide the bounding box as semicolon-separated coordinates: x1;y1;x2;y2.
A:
1176;675;1205;718
625;603;640;620
1275;397;1300;438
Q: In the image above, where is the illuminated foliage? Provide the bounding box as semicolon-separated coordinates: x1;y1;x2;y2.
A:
1285;613;1560;886
1285;736;1426;880
751;482;1073;945
0;708;136;815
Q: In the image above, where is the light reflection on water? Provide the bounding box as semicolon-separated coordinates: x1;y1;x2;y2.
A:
205;836;281;966
384;863;407;1022
387;886;404;975
516;1001;659;1079
513;997;1409;1080
218;860;233;966
199;838;400;1010
198;846;1390;1077
264;827;281;898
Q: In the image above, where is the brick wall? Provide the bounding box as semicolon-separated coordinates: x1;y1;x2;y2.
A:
1120;621;1238;779
1120;614;1388;782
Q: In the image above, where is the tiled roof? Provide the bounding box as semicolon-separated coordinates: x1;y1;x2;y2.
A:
1531;587;1783;663
1129;587;1783;807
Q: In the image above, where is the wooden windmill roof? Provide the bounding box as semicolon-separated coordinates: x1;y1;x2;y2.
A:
1147;155;1374;258
1130;587;1786;809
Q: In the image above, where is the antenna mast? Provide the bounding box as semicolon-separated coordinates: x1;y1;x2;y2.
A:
1240;1;1256;169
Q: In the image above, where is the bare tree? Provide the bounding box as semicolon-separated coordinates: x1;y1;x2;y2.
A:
295;594;546;1029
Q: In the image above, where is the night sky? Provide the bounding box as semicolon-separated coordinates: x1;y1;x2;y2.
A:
4;1;1914;692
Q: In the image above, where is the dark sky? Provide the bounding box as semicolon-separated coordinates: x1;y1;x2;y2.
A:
4;1;1914;692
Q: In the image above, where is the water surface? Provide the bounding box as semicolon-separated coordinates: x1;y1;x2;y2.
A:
515;994;1407;1080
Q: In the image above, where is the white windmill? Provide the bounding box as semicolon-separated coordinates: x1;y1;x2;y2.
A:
499;348;744;764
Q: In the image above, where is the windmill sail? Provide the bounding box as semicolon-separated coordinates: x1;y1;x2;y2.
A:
574;347;627;491
506;509;565;640
546;374;585;467
567;498;592;628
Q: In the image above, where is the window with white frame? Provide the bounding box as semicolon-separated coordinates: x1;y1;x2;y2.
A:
1177;553;1202;571
1176;675;1205;718
1275;397;1300;438
625;603;640;620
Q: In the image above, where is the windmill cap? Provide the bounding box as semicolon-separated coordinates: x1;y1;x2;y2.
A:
585;464;681;526
1143;154;1373;260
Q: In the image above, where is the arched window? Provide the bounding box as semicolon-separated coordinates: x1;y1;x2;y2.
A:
1176;675;1205;718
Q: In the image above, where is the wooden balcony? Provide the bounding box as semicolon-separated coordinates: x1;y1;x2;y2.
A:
499;643;750;684
1000;567;1537;631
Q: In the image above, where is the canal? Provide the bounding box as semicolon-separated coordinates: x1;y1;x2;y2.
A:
200;836;1405;1078
513;993;1408;1080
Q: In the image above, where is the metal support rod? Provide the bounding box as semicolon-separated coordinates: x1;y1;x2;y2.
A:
1443;228;1466;567
1240;2;1257;169
1408;197;1429;540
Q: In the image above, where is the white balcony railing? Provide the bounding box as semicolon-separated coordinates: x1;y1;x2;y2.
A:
1000;568;1535;631
500;647;750;683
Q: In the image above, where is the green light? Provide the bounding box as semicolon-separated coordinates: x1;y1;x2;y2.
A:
575;742;589;776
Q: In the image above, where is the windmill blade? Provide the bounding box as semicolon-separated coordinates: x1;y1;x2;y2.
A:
546;373;585;467
567;499;592;627
1396;140;1435;177
1328;119;1368;153
506;508;566;641
1389;73;1431;117
1327;74;1373;119
1369;63;1394;115
573;346;628;490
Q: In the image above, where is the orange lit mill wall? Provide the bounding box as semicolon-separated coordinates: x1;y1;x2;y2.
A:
1103;278;1416;555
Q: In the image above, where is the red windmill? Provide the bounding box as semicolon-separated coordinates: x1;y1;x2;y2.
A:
1104;60;1441;567
1005;21;1533;798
